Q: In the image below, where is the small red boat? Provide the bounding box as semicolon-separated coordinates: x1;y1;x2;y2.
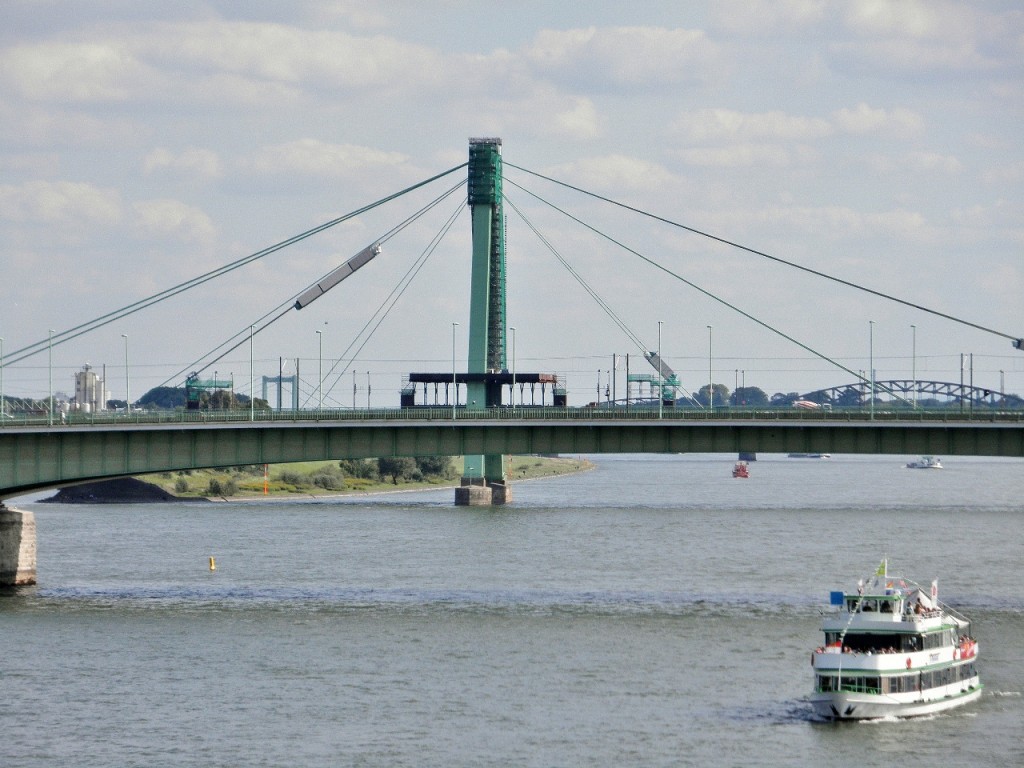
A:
732;461;750;478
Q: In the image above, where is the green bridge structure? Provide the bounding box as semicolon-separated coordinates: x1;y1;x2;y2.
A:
2;138;1023;585
2;406;1022;501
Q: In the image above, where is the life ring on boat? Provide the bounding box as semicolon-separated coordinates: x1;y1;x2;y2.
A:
906;658;912;669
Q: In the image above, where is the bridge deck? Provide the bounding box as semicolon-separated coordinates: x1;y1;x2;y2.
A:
2;407;1022;498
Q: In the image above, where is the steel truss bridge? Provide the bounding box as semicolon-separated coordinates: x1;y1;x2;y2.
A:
803;379;1012;407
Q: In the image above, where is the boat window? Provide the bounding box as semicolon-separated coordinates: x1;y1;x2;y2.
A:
902;635;921;652
862;599;877;612
843;632;904;653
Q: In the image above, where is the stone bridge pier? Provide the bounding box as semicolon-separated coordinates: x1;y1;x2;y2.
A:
0;506;37;586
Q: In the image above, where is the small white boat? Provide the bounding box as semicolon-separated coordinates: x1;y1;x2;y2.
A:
810;560;981;720
906;456;942;469
787;453;831;459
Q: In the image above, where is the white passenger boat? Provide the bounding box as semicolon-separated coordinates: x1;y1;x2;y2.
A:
906;456;942;469
810;561;981;720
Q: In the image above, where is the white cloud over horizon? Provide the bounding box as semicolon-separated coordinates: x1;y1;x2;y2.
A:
0;1;1021;403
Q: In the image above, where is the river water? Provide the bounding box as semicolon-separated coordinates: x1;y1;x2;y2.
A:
3;454;1022;767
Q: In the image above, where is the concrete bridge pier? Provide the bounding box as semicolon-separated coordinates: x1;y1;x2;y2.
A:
454;477;513;506
0;506;37;586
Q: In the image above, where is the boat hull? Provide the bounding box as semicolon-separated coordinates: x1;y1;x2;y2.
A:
810;684;982;720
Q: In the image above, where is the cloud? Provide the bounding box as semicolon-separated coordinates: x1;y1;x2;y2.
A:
132;199;216;245
143;147;224;181
832;1;1018;75
0;22;445;109
865;151;962;175
143;21;443;94
526;26;719;88
242;139;408;178
0;101;137;148
0;152;60;176
672;109;833;142
540;155;677;192
831;103;923;137
710;0;829;34
674;144;794;168
844;0;969;39
0;41;152;102
0;180;121;225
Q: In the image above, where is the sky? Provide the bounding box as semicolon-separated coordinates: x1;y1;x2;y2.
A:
1;0;1022;407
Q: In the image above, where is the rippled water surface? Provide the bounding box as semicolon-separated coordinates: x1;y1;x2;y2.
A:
3;454;1022;767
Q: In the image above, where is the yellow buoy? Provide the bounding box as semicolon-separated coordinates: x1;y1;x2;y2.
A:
209;556;216;571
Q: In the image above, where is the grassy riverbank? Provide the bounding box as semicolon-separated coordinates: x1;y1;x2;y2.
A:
141;455;594;500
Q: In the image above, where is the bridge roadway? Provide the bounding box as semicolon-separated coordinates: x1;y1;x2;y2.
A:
2;407;1022;499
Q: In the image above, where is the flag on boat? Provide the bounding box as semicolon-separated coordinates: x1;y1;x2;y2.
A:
875;560;887;577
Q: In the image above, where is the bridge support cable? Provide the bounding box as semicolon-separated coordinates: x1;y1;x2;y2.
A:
505;162;1023;351
1;164;468;370
156;179;467;397
505;177;914;407
316;197;467;407
505;194;701;406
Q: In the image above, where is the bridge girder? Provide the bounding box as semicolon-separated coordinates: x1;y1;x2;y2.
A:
2;417;1022;499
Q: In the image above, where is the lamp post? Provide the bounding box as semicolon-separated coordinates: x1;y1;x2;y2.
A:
249;325;255;421
707;324;713;410
452;321;459;420
910;324;916;408
121;333;130;414
510;326;516;413
657;320;663;419
869;320;875;420
315;329;323;413
0;336;4;419
48;329;54;426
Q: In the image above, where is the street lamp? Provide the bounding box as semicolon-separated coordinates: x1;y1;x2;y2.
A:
315;329;323;413
510;326;516;412
0;336;4;419
910;324;917;408
121;333;130;414
249;325;255;421
869;320;875;420
707;325;713;411
657;320;663;419
452;322;459;420
48;329;54;426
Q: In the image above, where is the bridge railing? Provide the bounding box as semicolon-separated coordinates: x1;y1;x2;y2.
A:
2;404;1023;428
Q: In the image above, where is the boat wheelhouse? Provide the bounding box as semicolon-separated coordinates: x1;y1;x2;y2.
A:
810;561;981;720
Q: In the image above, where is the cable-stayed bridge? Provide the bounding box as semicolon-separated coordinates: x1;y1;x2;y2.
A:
2;138;1023;583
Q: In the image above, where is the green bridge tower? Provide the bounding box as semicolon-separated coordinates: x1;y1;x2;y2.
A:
456;138;511;505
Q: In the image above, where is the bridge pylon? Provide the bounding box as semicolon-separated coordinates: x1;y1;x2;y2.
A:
456;137;511;505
